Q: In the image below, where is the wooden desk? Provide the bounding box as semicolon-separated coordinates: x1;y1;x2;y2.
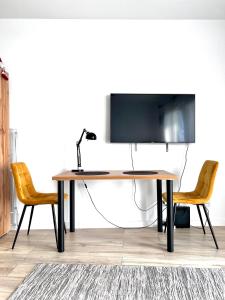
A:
52;170;177;253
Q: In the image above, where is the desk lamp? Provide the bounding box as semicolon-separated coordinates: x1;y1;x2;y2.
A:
73;128;96;172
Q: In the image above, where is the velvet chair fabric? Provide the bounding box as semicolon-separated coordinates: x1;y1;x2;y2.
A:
163;160;218;205
11;162;68;205
11;162;68;249
163;160;219;249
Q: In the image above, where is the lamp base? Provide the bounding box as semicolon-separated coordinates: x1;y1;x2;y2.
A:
71;169;84;172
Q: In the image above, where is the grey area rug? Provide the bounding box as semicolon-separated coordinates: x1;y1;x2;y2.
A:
9;264;225;300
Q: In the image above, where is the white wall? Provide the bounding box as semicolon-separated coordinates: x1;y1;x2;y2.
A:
1;20;225;229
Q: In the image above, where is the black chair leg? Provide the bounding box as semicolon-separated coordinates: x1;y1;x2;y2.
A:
164;204;177;233
51;204;58;245
64;222;67;234
196;205;206;234
202;204;219;249
27;206;34;235
12;205;27;249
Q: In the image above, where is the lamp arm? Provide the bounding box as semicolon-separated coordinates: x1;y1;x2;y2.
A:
77;129;87;147
77;143;82;168
76;128;86;170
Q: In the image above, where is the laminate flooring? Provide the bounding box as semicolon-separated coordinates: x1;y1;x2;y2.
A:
0;227;225;299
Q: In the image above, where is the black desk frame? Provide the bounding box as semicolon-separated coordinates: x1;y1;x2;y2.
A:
57;179;174;253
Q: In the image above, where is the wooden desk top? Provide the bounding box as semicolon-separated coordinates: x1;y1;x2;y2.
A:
52;170;177;181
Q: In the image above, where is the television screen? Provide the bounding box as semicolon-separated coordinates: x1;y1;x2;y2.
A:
110;94;195;143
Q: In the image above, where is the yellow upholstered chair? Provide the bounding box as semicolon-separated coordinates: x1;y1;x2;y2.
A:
11;162;68;249
163;160;219;249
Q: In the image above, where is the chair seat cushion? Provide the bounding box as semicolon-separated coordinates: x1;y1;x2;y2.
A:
162;192;208;205
22;192;68;205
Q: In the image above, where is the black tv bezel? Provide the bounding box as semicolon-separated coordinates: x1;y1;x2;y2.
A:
110;93;195;144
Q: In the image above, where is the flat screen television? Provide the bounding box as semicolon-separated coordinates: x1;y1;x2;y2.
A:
110;94;195;143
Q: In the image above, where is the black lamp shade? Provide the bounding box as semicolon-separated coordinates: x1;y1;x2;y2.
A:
86;132;97;140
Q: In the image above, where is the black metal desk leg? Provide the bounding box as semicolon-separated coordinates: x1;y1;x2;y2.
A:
70;180;75;232
157;180;163;232
167;180;174;252
58;181;64;252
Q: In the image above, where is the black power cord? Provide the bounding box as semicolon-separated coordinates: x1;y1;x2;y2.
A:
83;180;166;229
130;144;157;212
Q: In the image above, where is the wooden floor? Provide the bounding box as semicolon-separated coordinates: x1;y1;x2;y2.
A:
0;226;225;299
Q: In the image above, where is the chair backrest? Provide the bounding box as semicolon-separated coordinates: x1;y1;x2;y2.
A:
11;162;37;204
194;160;219;201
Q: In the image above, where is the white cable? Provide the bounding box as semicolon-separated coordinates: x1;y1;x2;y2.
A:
130;144;157;212
83;180;166;229
177;144;189;192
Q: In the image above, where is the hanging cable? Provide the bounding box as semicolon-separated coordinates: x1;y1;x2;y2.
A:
130;144;157;211
130;143;135;170
83;180;166;229
177;144;189;192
